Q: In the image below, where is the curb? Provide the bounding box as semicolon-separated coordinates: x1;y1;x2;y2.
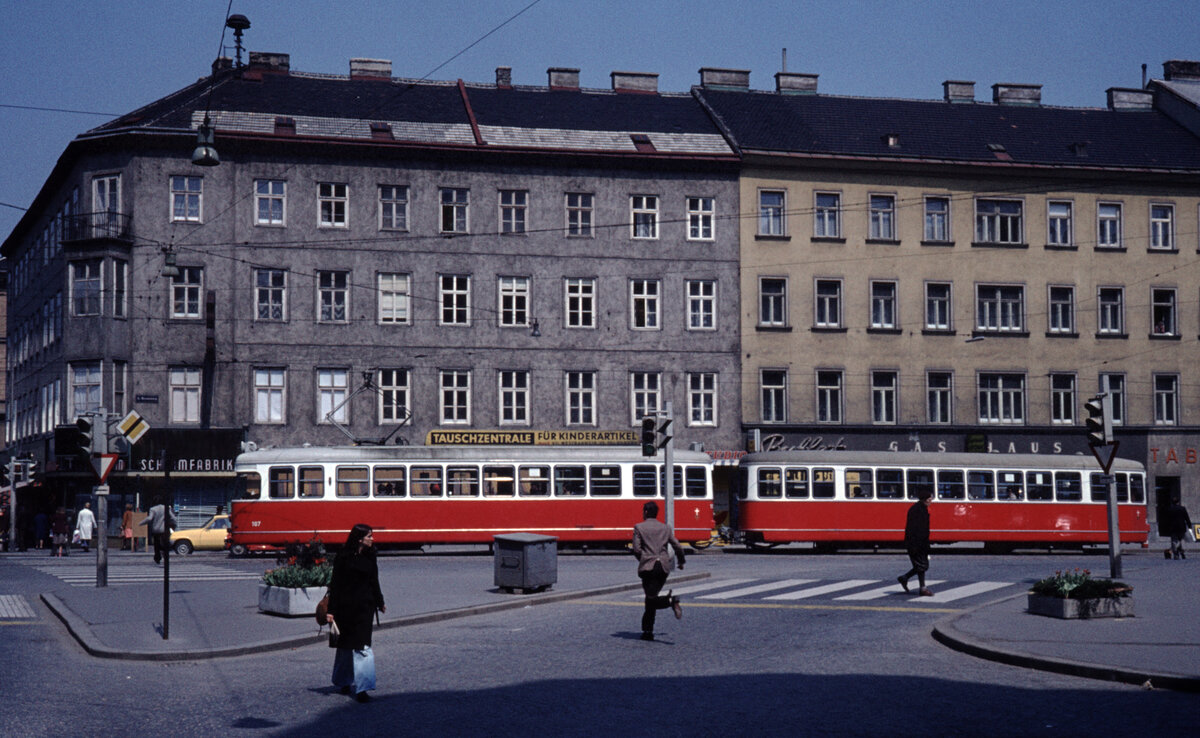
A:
41;571;712;662
931;591;1200;694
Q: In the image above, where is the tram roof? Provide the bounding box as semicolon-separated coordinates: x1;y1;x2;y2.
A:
235;445;714;467
741;450;1144;472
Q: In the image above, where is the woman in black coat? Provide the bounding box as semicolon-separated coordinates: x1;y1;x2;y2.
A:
326;523;386;702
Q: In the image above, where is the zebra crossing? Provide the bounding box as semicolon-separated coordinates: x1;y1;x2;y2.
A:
0;594;38;619
635;577;1014;605
25;562;262;587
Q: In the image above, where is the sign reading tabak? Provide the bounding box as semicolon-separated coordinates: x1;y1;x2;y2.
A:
426;429;638;446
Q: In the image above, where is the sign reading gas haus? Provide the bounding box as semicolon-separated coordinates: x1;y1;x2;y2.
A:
427;429;637;446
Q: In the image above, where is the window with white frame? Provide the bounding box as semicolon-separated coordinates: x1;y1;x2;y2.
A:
1150;204;1174;250
565;193;593;237
255;179;285;225
868;195;896;240
111;361;125;414
169;367;201;424
378;368;409;424
256;269;286;321
440;370;471;424
254;368;286;423
1048;285;1075;334
317;369;349;424
759;278;787;327
70;361;102;417
687;372;717;426
1097;203;1122;248
565;371;596;426
439;274;470;325
170;176;202;222
630;279;660;329
1047;201;1072;246
816;370;843;423
1151;287;1177;336
631;195;658;239
925;282;951;331
871;371;897;424
924;196;950;242
378;273;411;325
318;270;348;323
975;199;1023;244
978;373;1025;424
1050;373;1076;425
687;197;714;240
976;285;1024;332
112;259;127;318
927;371;953;424
1154;374;1179;425
71;259;101;316
565;278;595;328
814;192;840;238
686;280;716;330
498;277;530;327
814;279;842;328
93;174;120;221
172;267;203;319
499;370;529;425
1097;287;1124;335
1100;373;1125;425
440;188;469;233
631;372;661;423
500;190;528;234
870;281;897;329
318;183;348;227
759;190;785;236
379;185;409;231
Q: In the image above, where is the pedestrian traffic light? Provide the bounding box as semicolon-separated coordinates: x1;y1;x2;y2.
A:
1084;395;1112;446
641;416;657;457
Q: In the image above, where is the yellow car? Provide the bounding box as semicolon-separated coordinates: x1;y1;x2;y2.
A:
170;514;231;555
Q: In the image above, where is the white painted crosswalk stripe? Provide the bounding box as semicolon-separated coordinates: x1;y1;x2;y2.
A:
764;579;879;600
0;594;37;619
699;579;818;600
633;578;759;598
918;581;1010;603
30;564;261;587
835;580;947;600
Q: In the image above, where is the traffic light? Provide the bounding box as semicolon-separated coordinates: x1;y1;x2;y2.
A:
1084;395;1112;446
56;417;95;459
2;459;15;487
641;416;657;457
23;459;37;482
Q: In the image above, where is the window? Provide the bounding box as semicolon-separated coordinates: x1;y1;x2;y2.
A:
318;270;348;323
498;277;530;327
440;188;469;233
1097;203;1122;248
1101;374;1126;426
500;190;528;234
1050;373;1076;425
687;372;717;426
976;285;1024;332
254;368;285;423
256;269;286;321
631;372;661;424
868;195;896;240
93;174;121;224
870;281;897;329
759;190;785;236
630;279;661;329
1149;204;1174;250
1154;374;1179;425
378;273;411;325
1047;201;1072;246
1048;286;1075;334
925;282;951;331
978;373;1025;424
565;193;593;237
872;371;897;424
924;197;950;242
172;267;203;319
816;370;843;423
70;361;102;416
686;280;716;330
927;371;953;424
379;185;409;231
268;467;294;499
687;197;714;240
1097;287;1125;335
318;183;348;227
440;274;471;326
318;369;349;424
378;368;409;424
169;367;201;423
170;176;202;222
111;361;126;414
112;259;127;318
337;467;370;498
759;278;787;327
760;370;787;423
440;370;471;424
565;278;595;328
499;370;530;425
255;179;285;225
565;371;596;426
1151;288;1176;335
71;260;101;316
814;279;842;328
975;199;1023;244
814;192;840;238
631;195;658;239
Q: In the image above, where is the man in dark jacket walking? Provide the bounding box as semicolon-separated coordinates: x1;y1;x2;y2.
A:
897;488;934;596
1163;497;1193;560
632;501;685;641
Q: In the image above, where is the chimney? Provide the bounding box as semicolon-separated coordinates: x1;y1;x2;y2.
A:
247;51;290;74
992;83;1042;106
699;67;750;91
548;67;580;90
943;80;975;103
775;72;818;95
496;66;512;88
611;71;658;94
1163;60;1200;81
350;58;392;80
212;56;233;75
1107;87;1154;110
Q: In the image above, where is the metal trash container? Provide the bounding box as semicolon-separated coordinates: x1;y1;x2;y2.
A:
493;532;558;593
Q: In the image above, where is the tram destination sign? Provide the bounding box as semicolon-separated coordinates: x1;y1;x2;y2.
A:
427;429;638;446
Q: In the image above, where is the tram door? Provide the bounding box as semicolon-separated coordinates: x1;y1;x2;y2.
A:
1154;476;1180;538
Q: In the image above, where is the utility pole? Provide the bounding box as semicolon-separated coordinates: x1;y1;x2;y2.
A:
94;409;109;588
663;402;675;532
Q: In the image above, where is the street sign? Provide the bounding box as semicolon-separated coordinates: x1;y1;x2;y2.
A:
117;410;150;444
91;454;119;484
1089;440;1120;474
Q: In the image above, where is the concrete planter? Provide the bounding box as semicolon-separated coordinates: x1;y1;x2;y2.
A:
1027;592;1134;619
258;583;326;617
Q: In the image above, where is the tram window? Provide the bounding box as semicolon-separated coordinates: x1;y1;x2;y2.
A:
906;469;935;500
411;466;443;497
299;466;324;498
447;466;480;497
374;466;406;497
967;470;994;500
483;466;515;497
1090;473;1107;502
812;468;836;498
633;465;658;497
336;466;370;497
846;469;874;499
1129;474;1145;503
589;465;622;496
555;465;587;497
757;469;782;499
1114;474;1130;503
937;470;964;500
659;466;687;498
1025;471;1053;501
519;466;550;496
997;471;1023;500
685;466;707;498
785;468;809;499
240;472;262;499
876;469;904;499
1054;472;1082;502
268;467;294;499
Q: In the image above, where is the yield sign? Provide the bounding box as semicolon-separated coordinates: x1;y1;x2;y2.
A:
91;454;119;484
1089;441;1120;474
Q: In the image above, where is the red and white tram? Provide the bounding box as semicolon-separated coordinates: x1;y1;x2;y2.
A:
230;445;714;552
738;450;1149;551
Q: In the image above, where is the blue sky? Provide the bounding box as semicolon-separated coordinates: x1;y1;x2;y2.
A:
2;0;1198;240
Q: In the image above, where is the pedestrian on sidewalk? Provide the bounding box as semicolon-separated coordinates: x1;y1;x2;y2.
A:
898;488;934;596
51;507;69;557
327;523;386;704
631;500;685;641
120;504;135;551
1163;496;1193;560
34;510;48;550
139;496;176;564
75;501;96;553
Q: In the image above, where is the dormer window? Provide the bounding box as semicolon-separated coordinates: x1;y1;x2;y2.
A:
630;134;656;153
883;133;900;149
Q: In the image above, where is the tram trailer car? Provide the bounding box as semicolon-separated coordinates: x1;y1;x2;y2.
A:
231;445;714;553
738;450;1149;552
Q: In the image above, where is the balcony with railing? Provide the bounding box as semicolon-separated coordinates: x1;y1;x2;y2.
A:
60;211;133;243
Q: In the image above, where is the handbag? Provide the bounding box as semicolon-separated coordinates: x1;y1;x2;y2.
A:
315;593;330;626
328;619;340;648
